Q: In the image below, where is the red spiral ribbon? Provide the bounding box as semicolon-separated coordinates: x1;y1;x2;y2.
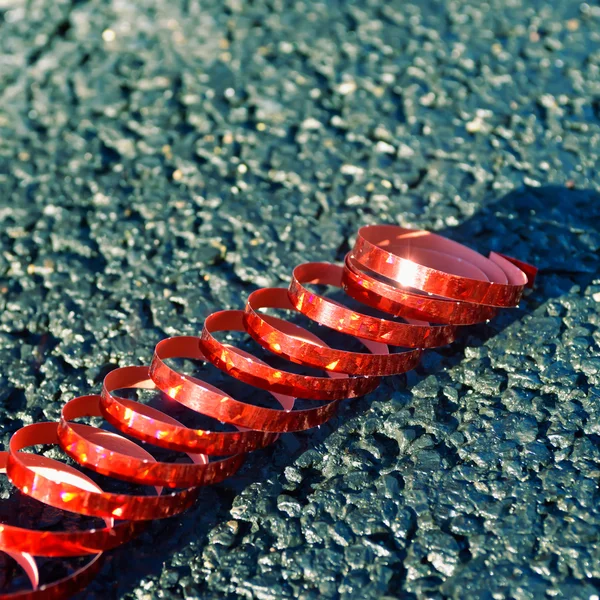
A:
0;225;537;598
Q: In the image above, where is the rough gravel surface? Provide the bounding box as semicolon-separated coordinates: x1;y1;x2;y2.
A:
1;0;600;598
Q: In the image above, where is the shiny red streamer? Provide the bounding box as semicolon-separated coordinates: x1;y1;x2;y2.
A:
0;225;537;598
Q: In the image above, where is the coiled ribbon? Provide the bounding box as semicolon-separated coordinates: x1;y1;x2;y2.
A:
0;225;537;598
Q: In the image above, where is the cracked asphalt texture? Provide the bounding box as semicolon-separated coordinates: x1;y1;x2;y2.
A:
1;0;600;598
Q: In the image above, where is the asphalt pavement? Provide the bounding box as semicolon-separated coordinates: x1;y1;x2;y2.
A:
0;0;599;598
